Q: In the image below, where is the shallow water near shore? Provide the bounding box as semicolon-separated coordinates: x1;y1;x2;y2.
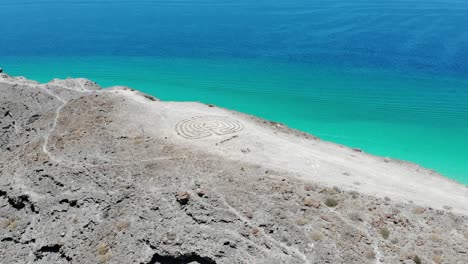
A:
1;0;468;184
2;56;468;184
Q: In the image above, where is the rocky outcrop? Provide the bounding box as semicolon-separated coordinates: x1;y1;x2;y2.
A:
0;73;467;264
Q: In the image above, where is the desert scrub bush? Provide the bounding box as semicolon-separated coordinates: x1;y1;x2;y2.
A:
432;255;442;264
96;242;109;255
413;207;425;214
380;227;390;239
429;233;441;242
324;198;338;207
311;231;324;241
1;219;17;230
99;253;112;263
349;191;359;199
115;220;130;231
413;255;421;264
296;218;309;226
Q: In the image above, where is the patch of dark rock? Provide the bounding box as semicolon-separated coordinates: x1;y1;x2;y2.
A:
27;114;41;125
144;95;157;101
145;252;216;264
196;189;206;197
2;237;36;245
34;244;72;261
5;193;38;213
59;199;78;207
40;174;65;187
218;135;238;145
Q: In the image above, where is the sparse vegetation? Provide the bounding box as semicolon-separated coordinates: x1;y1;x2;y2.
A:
380;227;390;239
325;198;338;207
251;227;260;237
349;191;359;199
365;250;375;259
0;219;10;229
115;221;130;231
429;233;441;242
413;255;421;264
311;231;324;241
96;242;109;255
98;253;112;263
296;218;309;226
432;255;442;264
413;207;425;214
303;197;320;208
1;219;18;230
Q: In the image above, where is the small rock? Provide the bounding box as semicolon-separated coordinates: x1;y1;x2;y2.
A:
176;192;190;205
415;239;424;246
320;215;332;222
196;189;207;197
244;211;253;219
454;247;467;254
0;68;3;73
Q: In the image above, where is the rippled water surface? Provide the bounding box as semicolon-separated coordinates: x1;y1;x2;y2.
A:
1;1;468;183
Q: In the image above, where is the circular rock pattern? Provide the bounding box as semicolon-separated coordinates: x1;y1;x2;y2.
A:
175;116;244;139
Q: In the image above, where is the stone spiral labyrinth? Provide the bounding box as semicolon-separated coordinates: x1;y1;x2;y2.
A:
175;116;244;139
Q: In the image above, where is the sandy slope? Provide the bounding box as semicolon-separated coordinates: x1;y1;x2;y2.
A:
104;82;468;215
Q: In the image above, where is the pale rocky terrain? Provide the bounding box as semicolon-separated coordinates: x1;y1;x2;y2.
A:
0;73;467;264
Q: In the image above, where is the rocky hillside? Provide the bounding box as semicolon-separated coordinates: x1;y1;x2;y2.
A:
0;73;467;264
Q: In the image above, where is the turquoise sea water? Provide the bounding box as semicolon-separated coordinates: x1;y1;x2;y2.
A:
1;1;468;184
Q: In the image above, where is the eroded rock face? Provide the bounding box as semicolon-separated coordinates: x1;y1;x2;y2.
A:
0;74;467;264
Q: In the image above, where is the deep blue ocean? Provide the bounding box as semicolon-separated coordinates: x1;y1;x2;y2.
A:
1;0;468;184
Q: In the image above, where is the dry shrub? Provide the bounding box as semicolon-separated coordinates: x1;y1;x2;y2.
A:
380;227;390;239
115;221;130;231
296;218;309;226
96;242;109;255
413;207;425;214
432;255;442;264
325;198;338;207
311;231;324;241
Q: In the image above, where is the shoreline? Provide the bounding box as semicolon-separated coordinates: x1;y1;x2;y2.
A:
1;72;466;186
2;57;467;184
1;72;467;215
1;73;467;263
